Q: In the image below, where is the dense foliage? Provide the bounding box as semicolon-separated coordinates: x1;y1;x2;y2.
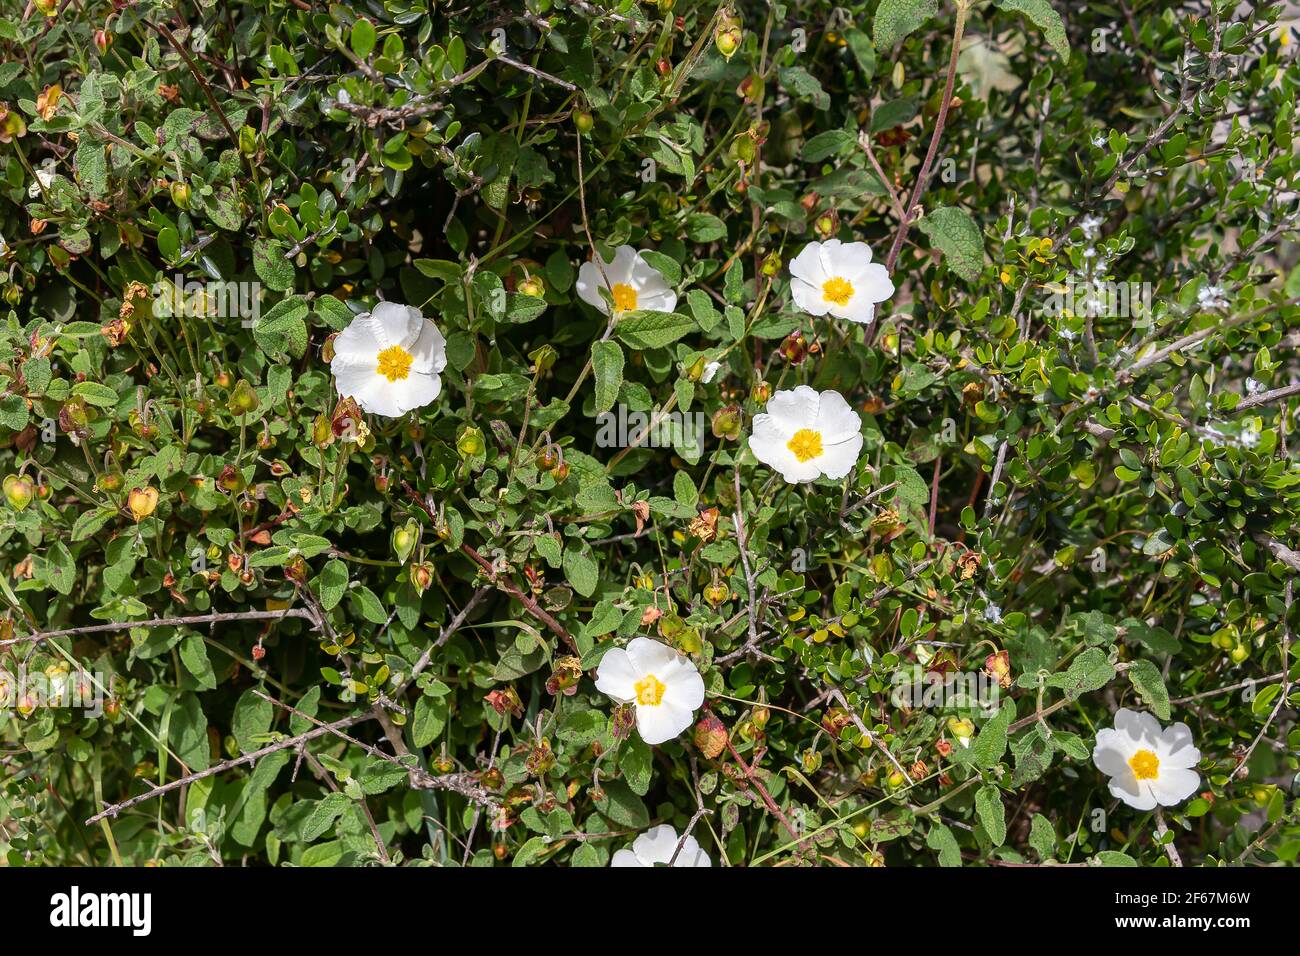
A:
1;0;1298;867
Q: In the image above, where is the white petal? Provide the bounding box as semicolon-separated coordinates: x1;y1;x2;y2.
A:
594;647;638;703
837;298;876;325
608;245;640;282
333;315;387;360
816;433;862;480
813;389;862;443
660;660;705;712
788;241;830;284
371;301;422;345
576;261;611;315
1152;766;1200;806
389;371;441;415
765;386;821;431
790;276;832;316
1157;722;1200;769
636;699;693;745
1092;729;1135;774
630;824;681;865
672;834;712;867
407;319;448;375
339;369;405;418
638;288;678;313
851;262;895;303
1108;771;1157;810
624;636;679;675
1113;708;1159;746
826;240;874;271
610;848;645;867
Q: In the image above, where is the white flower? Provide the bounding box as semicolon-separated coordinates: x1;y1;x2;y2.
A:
1080;215;1104;239
0;232;7;258
576;245;677;316
1197;283;1228;311
27;159;56;199
330;301;447;418
1092;708;1201;811
747;385;863;483
595;637;704;746
1245;377;1263;395
701;360;723;384
788;239;894;324
610;824;711;867
983;603;1003;624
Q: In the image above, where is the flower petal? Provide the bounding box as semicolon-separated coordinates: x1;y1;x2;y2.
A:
813;389;862;442
594;647;638;703
609;848;645;867
407;319;448;375
1152;766;1200;806
636;698;693;745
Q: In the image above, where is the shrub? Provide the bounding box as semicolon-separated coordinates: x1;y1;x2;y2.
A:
0;0;1297;867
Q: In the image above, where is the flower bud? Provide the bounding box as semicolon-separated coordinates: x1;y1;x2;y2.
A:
574;110;595;134
750;380;772;404
217;463;245;493
760;252;781;277
409;561;434;594
519;274;545;298
714;19;742;59
711;403;742;440
127;486;159;522
94;29;110;53
780;331;807;364
227;379;259;415
3;474;34;511
170;181;191;209
456;424;485;459
694;713;728;759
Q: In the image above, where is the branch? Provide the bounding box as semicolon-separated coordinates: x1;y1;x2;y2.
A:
2;608;317;649
1234;381;1300;412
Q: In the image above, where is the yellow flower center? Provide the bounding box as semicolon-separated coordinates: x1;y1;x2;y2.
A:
634;673;666;707
611;282;639;313
787;428;824;463
376;345;413;382
822;276;855;307
1128;748;1160;781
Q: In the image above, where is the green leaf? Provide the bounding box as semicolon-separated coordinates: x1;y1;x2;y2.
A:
253;238;295;292
71;381;120;409
917;206;984;281
975;784;1007;846
179;633;217;691
563;547;598;598
46;540;75;595
620;735;653;795
350;18;377;59
995;0;1070;62
1046;647;1116;700
591;340;623;414
232;688;273;753
594;779;649;829
1125;659;1171;720
926;822;963;866
302;792;350;841
614;311;696;349
1028;813;1056;861
874;0;939;49
967;703;1011;768
802;129;856;163
412;694;448;747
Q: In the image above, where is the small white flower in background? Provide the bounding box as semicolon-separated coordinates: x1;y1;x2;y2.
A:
1245;377;1263;395
789;239;894;325
330;301;447;418
982;603;1003;624
610;824;711;867
1197;283;1229;311
576;245;677;316
1080;215;1103;240
748;385;863;483
1240;423;1260;448
1091;132;1107;149
27;158;56;199
1092;708;1201;811
701;360;723;384
595;637;704;745
0;232;7;257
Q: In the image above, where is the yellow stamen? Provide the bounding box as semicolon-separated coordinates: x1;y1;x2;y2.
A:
634;673;666;707
376;345;413;382
822;276;854;307
787;428;824;463
611;282;639;313
1128;748;1160;780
